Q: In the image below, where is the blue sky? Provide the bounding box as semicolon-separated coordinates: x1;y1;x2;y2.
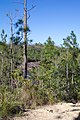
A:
0;0;80;46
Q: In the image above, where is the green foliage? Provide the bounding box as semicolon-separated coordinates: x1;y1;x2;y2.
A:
0;30;80;119
0;85;22;118
27;43;43;61
14;19;30;45
1;29;7;43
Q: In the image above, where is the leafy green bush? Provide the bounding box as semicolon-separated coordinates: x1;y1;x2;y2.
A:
0;101;22;118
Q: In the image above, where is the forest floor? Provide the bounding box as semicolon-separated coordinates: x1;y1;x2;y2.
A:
12;102;80;120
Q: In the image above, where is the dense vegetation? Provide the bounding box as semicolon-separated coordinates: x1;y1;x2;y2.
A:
0;27;80;119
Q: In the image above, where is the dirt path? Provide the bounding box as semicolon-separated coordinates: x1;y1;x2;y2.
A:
13;102;80;120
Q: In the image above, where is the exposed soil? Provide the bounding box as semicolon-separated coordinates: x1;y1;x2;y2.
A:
12;102;80;120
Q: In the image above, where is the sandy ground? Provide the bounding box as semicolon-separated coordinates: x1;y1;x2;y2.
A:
13;102;80;120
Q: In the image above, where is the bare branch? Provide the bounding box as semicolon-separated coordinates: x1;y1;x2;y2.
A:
13;2;24;5
6;13;17;20
27;5;36;12
27;12;30;20
27;32;31;37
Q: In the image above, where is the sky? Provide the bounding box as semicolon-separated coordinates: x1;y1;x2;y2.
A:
0;0;80;46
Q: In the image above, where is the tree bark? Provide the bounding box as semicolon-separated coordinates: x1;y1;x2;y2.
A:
10;18;13;81
23;0;27;78
66;50;69;94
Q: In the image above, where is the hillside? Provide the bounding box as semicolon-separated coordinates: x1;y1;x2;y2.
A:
1;36;80;119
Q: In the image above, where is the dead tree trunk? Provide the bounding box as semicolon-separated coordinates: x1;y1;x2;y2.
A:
10;17;13;81
23;0;27;78
7;13;14;87
66;49;70;98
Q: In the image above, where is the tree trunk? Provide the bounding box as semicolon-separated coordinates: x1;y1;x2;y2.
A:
66;49;69;96
66;63;69;91
7;13;14;88
23;0;27;78
72;69;74;85
9;16;14;88
66;50;69;87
